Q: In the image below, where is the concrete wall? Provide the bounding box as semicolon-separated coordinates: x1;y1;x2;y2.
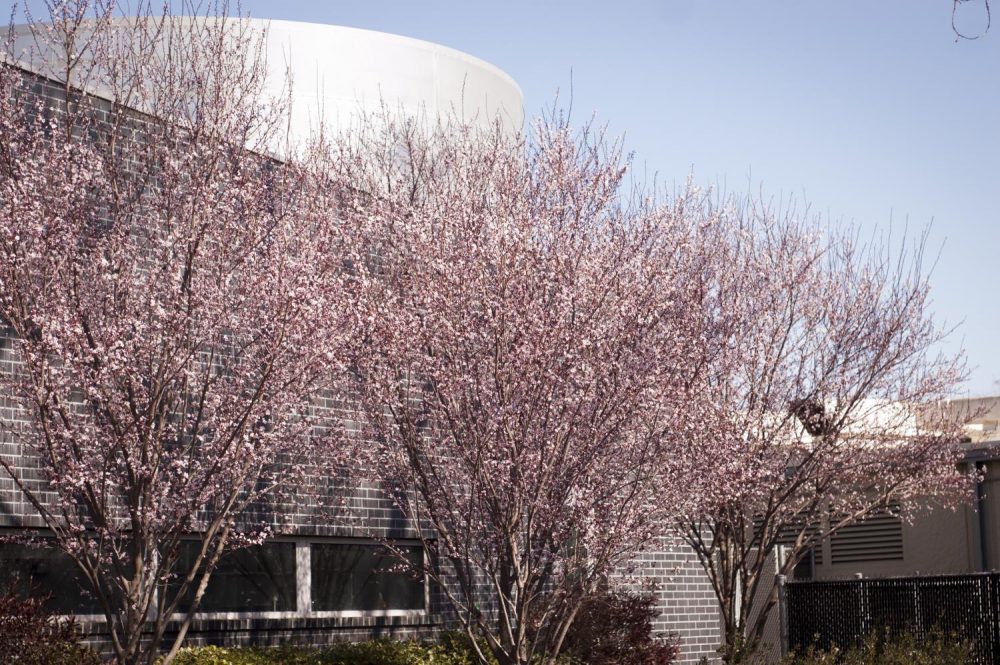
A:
803;465;995;582
810;499;978;581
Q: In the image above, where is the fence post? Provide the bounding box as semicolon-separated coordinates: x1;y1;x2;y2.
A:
777;574;789;657
854;573;868;645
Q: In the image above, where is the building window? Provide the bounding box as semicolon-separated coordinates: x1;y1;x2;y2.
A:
0;541;101;615
171;541;297;613
0;537;428;616
792;548;818;580
311;543;425;612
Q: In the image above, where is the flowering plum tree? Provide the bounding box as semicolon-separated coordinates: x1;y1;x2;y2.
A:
0;2;348;664
330;115;708;665
674;197;969;664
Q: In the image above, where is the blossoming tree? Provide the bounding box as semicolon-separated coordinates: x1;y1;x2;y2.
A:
674;197;969;664
0;3;348;664
330;114;708;665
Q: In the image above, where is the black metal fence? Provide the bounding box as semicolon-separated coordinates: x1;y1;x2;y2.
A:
785;572;1000;664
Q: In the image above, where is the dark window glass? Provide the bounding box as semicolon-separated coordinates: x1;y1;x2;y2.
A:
311;543;424;612
793;548;816;580
0;542;102;614
171;541;297;613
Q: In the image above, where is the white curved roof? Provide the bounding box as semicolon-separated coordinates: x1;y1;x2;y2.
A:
259;20;524;137
5;18;524;144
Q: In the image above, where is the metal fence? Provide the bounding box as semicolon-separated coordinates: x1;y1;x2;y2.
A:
783;572;1000;663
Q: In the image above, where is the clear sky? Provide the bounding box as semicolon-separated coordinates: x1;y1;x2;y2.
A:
8;1;1000;395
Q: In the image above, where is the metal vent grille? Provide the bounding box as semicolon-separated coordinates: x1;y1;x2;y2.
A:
829;508;903;564
753;516;824;565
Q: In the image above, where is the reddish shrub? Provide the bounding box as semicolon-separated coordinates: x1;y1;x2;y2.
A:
560;590;681;665
0;579;99;665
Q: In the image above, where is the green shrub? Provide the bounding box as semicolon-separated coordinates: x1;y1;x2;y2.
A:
321;638;482;665
170;637;491;665
783;629;974;665
171;645;315;665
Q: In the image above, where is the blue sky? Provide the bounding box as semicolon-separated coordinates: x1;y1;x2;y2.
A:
9;1;1000;395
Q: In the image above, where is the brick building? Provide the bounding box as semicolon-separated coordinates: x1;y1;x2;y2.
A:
0;19;723;663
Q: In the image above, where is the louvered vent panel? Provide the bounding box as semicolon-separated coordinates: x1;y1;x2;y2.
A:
753;517;824;565
829;509;903;564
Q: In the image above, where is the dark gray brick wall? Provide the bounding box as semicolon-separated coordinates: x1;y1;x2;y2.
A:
75;615;443;659
622;536;723;664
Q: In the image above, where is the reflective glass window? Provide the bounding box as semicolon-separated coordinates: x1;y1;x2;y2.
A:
0;541;101;614
310;543;424;612
171;541;297;613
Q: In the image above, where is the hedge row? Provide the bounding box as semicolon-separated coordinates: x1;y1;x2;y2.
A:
170;633;499;665
781;629;974;665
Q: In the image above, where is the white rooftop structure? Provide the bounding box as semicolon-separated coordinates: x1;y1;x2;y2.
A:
5;18;524;145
